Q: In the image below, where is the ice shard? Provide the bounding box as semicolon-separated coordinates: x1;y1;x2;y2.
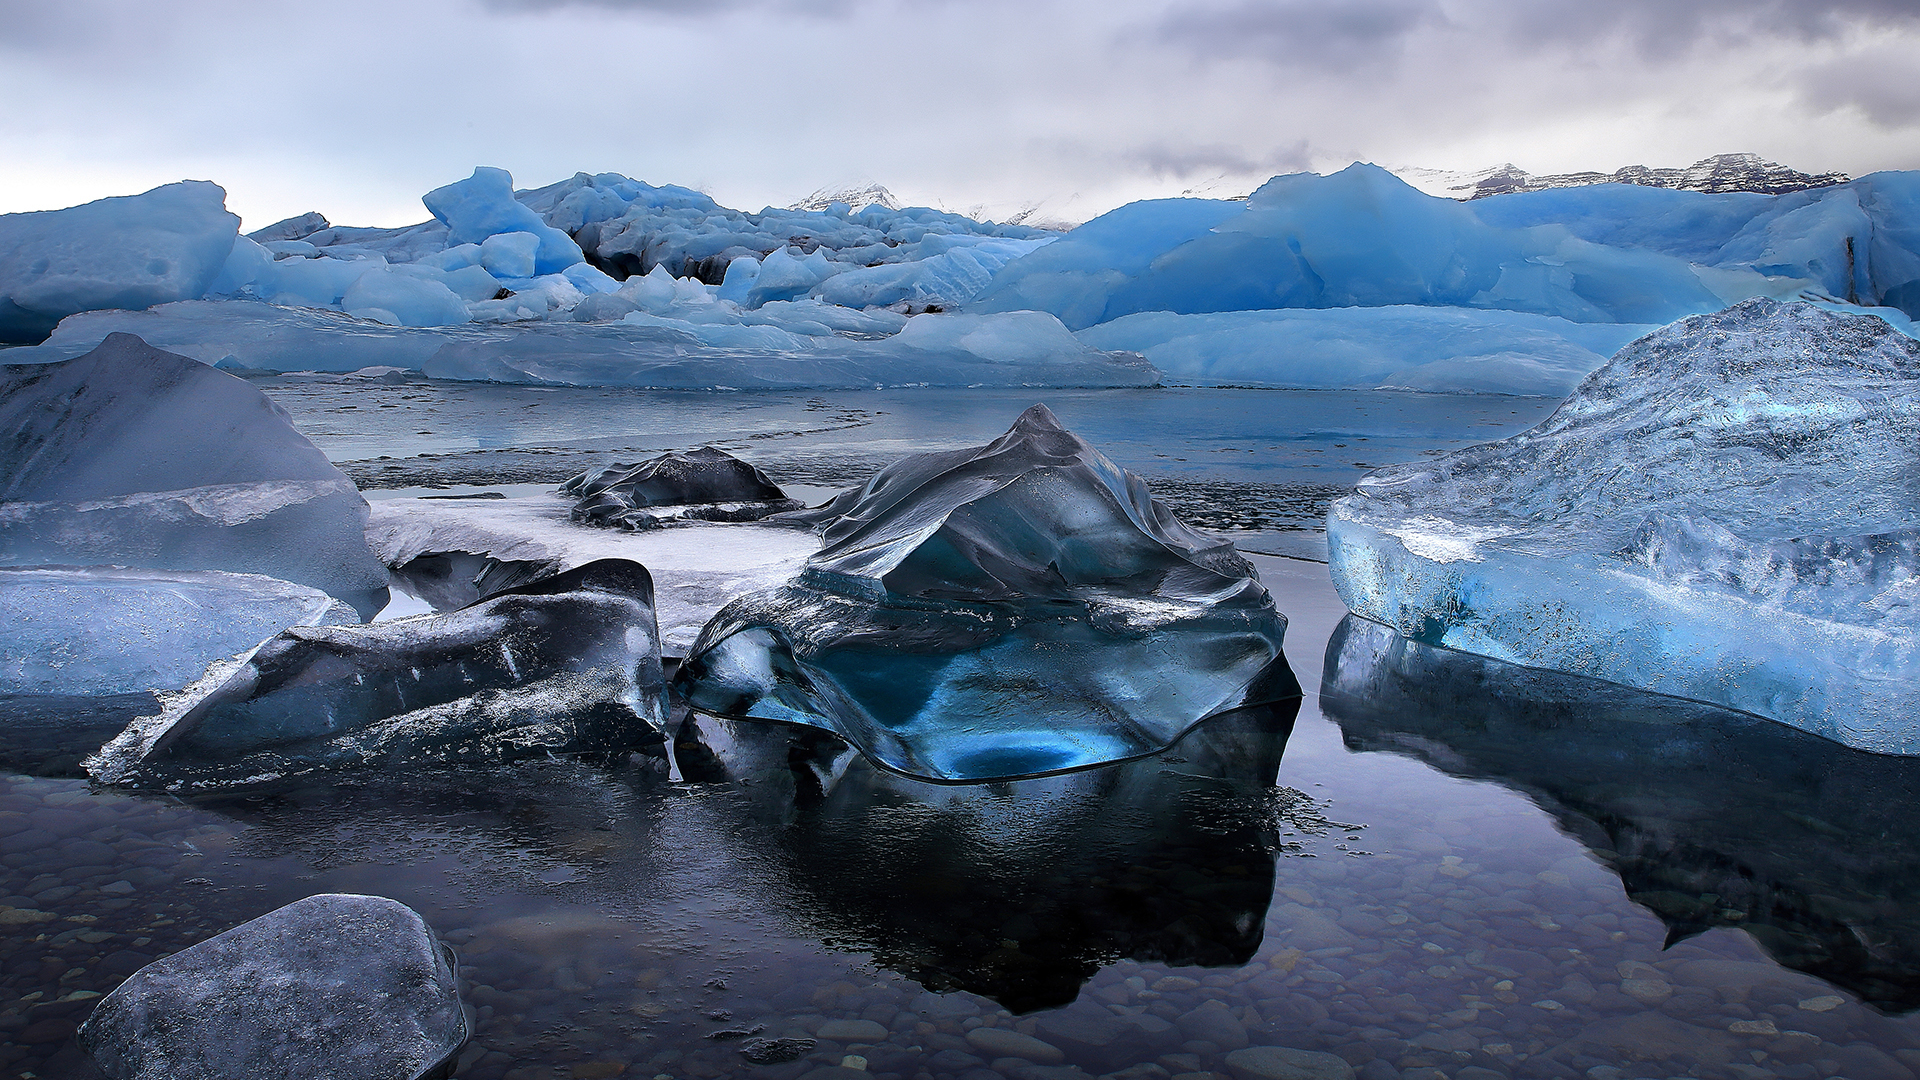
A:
562;447;802;529
0;333;389;618
1327;298;1920;753
89;559;667;789
677;405;1295;782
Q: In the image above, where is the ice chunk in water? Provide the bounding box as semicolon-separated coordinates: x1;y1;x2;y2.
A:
562;447;803;529
1328;298;1920;753
421;167;583;276
78;893;465;1080
678;405;1295;781
88;560;666;789
0;566;353;697
0;181;240;343
0;334;388;618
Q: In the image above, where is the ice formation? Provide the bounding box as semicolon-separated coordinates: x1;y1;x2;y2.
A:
78;893;465;1080
0;567;353;697
1079;306;1656;396
88;559;667;789
0;181;239;343
0;334;389;618
366;497;817;656
676;405;1296;781
1327;298;1920;753
563;447;802;529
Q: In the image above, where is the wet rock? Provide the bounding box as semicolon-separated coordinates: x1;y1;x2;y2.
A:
1223;1046;1357;1080
818;1019;889;1042
77;893;465;1080
1175;1002;1250;1051
967;1027;1066;1064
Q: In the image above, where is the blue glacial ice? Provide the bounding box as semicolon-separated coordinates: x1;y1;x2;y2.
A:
88;559;669;790
0;567;354;697
675;405;1296;782
0;333;389;618
1327;298;1920;754
0;181;239;343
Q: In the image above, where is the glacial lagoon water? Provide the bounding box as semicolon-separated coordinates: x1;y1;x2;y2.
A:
4;384;1920;1080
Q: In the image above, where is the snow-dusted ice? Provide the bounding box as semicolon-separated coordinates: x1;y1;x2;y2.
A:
0;567;354;696
677;405;1295;781
1328;298;1920;753
563;447;801;529
88;560;668;789
0;334;389;618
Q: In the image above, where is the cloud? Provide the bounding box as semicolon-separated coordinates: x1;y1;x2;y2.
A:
1151;0;1445;70
1798;43;1920;130
1126;141;1315;181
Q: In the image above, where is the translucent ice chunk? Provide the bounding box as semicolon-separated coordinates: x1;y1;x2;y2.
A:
0;333;388;618
88;559;667;789
561;447;802;529
1328;298;1920;753
0;566;354;696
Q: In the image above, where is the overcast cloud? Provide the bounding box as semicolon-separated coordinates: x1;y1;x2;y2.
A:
1;0;1915;229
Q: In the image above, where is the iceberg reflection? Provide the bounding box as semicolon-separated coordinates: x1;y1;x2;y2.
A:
1321;614;1920;1012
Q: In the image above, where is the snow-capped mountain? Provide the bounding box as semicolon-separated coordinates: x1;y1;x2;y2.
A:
786;183;901;213
1395;154;1849;201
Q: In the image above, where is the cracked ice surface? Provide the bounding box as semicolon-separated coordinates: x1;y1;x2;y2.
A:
1328;298;1920;753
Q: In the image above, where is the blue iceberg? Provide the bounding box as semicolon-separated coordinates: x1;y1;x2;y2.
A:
675;405;1295;782
1328;298;1920;754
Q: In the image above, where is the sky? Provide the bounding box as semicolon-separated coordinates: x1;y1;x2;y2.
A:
2;0;1918;230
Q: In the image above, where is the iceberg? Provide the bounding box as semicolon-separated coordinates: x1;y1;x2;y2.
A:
676;405;1296;782
88;559;668;790
1077;305;1656;396
0;333;389;618
78;893;466;1080
1327;298;1920;753
0;181;239;343
0;566;354;697
562;447;802;529
366;497;817;656
1322;614;1920;1010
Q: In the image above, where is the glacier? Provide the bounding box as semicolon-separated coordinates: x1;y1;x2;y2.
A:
1327;298;1920;754
0;333;389;618
675;405;1297;782
0;566;354;697
88;559;668;790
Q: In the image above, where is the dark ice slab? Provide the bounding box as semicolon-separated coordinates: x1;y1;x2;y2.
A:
1321;613;1920;1013
678;405;1294;782
89;559;667;790
77;893;465;1080
0;333;388;618
561;446;802;529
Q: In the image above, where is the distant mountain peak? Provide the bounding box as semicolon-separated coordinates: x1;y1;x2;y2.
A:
787;183;900;213
1394;154;1849;201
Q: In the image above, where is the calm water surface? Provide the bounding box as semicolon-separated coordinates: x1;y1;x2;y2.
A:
3;385;1917;1080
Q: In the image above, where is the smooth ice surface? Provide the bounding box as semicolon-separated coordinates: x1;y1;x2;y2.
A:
0;567;354;696
562;447;801;530
22;301;1157;389
1078;306;1657;396
1328;298;1920;752
678;405;1294;781
77;893;465;1080
89;560;667;790
0;334;388;618
366;499;816;654
1322;614;1920;1009
0;181;239;343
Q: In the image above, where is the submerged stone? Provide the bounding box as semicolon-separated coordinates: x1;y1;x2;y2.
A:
89;559;666;789
1328;299;1920;753
677;404;1294;782
77;893;465;1080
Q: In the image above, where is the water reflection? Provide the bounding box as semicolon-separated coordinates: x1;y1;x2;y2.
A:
672;694;1301;1012
1321;614;1920;1012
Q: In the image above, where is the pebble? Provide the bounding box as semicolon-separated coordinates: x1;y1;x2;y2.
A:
966;1026;1065;1064
1222;1046;1356;1080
